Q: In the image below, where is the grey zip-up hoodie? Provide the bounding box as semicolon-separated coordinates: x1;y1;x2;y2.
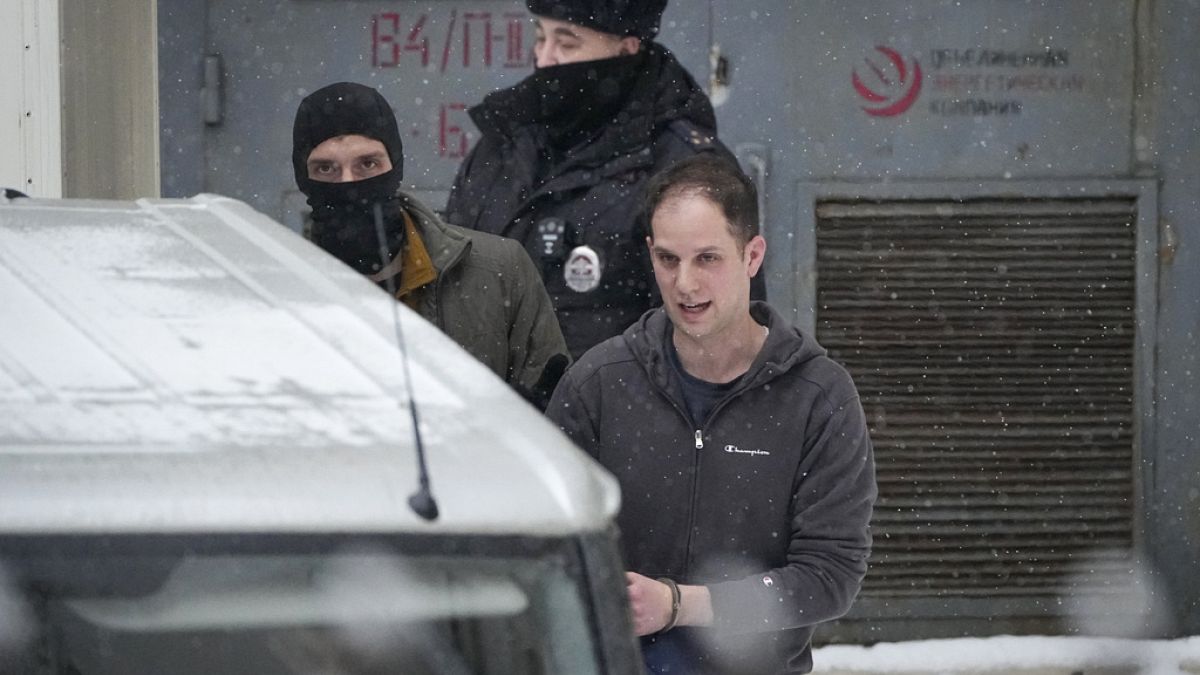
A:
547;302;876;674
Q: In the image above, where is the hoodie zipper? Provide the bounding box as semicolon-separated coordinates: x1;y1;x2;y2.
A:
644;332;781;581
646;386;704;581
682;422;704;581
661;375;771;581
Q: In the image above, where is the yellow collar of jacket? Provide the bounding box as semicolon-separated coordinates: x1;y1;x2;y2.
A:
368;209;438;308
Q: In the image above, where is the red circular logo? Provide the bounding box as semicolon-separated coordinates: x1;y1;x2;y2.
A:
852;46;923;117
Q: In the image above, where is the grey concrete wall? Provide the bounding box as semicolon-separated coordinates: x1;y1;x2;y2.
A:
158;0;208;198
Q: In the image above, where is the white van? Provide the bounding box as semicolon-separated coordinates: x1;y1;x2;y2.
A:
0;194;638;674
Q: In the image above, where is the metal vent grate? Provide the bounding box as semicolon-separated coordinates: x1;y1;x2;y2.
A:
815;198;1137;598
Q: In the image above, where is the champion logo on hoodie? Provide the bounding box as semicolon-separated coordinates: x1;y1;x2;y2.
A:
724;444;770;457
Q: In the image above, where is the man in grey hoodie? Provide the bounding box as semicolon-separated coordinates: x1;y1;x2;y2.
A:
547;155;876;674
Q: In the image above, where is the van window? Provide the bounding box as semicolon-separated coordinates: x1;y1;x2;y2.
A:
0;534;604;675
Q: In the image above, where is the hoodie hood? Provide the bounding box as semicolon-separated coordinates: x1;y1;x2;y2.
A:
623;302;828;397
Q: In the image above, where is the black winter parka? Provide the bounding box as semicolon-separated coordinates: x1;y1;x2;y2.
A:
547;303;876;674
445;43;737;360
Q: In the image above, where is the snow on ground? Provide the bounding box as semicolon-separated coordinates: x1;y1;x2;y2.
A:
812;635;1200;674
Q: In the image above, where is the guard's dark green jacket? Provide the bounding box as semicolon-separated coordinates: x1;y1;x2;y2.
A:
354;191;569;404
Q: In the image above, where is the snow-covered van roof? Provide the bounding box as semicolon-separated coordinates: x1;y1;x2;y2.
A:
0;194;618;537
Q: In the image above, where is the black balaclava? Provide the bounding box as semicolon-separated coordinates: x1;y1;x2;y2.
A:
292;82;406;275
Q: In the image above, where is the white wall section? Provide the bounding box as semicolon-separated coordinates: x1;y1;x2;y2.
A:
0;0;62;197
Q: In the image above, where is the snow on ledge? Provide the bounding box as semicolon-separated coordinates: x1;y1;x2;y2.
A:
812;635;1200;675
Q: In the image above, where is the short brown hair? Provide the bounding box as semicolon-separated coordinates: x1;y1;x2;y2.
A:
642;154;759;248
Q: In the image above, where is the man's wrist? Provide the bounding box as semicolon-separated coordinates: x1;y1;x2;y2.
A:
675;583;714;628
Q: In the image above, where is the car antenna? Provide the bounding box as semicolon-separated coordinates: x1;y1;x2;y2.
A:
373;202;439;521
